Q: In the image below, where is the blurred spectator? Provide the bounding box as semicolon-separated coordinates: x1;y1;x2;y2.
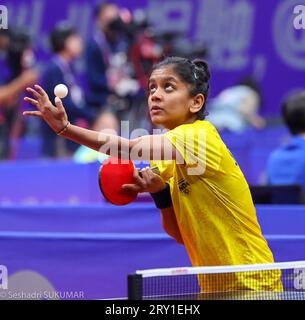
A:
73;111;119;164
207;77;266;133
0;29;38;159
41;22;95;158
85;2;138;110
128;10;163;92
0;71;37;107
267;91;305;191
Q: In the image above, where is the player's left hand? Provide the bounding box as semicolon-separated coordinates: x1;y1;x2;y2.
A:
23;84;68;133
122;167;166;194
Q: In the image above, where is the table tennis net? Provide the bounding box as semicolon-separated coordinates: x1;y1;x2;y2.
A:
128;261;305;300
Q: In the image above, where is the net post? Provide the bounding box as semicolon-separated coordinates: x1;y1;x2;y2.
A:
128;274;143;300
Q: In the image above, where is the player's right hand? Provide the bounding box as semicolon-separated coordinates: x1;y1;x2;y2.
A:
23;84;68;133
122;167;166;194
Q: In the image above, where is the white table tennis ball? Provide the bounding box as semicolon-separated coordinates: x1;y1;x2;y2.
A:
54;84;68;99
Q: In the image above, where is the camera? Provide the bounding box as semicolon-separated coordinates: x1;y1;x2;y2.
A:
7;28;33;77
107;8;209;91
108;8;208;60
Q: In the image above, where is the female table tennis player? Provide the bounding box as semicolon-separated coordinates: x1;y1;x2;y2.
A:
23;56;282;292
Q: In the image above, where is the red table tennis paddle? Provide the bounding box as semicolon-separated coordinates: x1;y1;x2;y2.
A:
98;157;160;205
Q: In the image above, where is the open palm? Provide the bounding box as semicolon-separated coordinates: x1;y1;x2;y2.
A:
23;84;68;133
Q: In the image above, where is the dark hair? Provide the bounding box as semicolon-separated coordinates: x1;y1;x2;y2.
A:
50;22;78;53
7;28;31;77
151;56;211;120
282;91;305;135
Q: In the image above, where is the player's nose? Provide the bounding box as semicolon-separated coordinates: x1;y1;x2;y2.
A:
150;88;163;101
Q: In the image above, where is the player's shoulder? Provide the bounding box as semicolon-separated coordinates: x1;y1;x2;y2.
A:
168;120;215;134
181;121;221;142
165;121;222;149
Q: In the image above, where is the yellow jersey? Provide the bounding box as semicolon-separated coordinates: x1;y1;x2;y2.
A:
151;120;282;292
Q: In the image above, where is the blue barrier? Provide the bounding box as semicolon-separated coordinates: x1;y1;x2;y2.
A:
1;126;290;200
0;204;304;298
0;160;102;204
0;160;151;204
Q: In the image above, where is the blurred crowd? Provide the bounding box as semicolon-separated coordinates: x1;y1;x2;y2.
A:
1;2;157;159
0;1;270;162
2;1;305;194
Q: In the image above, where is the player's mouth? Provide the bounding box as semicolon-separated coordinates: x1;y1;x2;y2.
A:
150;106;163;113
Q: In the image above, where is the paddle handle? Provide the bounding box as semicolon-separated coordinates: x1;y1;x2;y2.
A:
138;166;160;178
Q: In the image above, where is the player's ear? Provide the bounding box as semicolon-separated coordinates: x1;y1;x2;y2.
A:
190;93;205;114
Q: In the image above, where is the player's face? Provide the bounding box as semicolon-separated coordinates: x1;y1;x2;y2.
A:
148;66;197;130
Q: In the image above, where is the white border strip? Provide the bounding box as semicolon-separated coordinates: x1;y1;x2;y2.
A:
136;260;305;278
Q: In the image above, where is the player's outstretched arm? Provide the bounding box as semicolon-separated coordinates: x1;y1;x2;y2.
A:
24;85;181;161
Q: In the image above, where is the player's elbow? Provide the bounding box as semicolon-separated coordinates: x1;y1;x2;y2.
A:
174;236;184;245
171;234;184;245
163;227;184;245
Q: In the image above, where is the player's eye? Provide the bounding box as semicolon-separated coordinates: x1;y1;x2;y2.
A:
148;85;157;94
165;83;174;92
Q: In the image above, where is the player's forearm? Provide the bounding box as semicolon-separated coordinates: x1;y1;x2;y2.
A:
60;123;143;158
61;125;177;161
160;207;184;244
61;124;131;155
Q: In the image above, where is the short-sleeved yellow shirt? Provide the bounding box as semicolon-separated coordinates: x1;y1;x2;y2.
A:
151;120;282;292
